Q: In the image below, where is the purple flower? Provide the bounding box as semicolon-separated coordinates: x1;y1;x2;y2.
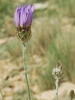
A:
14;5;34;28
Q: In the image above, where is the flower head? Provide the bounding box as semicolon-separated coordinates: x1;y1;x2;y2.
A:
14;5;34;43
14;5;34;28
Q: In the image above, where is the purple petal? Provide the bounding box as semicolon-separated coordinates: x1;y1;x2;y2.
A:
25;5;34;27
14;5;34;28
14;6;22;27
20;6;29;27
19;6;24;27
31;5;34;13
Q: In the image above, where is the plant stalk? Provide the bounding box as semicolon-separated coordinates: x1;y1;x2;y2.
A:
55;77;59;100
0;89;4;100
22;43;31;100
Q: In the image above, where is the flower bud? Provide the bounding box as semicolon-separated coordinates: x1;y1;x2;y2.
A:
52;62;63;79
69;90;75;100
14;5;34;43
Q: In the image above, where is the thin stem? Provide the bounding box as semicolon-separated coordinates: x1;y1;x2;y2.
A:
55;77;59;100
22;43;31;100
0;89;4;100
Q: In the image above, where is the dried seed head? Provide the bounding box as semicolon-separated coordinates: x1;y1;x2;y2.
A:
52;61;63;79
69;90;75;100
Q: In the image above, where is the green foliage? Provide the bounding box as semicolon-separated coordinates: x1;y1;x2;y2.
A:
13;89;36;100
55;0;75;17
6;38;22;58
36;31;75;91
48;31;75;80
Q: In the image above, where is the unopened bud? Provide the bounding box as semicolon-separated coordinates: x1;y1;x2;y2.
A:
52;62;63;79
69;90;75;100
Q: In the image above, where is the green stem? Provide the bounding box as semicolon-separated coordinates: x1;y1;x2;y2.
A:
55;77;59;100
0;89;4;100
22;43;31;100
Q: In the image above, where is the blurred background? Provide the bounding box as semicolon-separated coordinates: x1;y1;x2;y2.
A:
0;0;75;100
